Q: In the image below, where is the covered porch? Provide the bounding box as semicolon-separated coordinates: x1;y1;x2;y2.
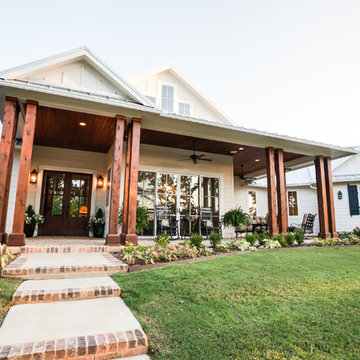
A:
0;94;353;247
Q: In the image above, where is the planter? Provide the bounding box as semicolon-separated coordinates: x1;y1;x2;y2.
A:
24;223;35;238
92;224;105;238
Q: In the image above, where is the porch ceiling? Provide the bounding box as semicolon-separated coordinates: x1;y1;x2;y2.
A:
33;106;304;176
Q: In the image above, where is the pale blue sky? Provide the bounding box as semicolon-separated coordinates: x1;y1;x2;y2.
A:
1;0;359;147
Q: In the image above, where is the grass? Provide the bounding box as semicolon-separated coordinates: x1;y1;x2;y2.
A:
0;277;21;325
113;247;360;360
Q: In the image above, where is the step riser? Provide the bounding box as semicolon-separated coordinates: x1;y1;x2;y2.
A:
0;329;148;360
22;246;110;254
13;286;121;304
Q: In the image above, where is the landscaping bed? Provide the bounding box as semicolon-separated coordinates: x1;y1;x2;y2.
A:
112;247;360;359
0;278;22;325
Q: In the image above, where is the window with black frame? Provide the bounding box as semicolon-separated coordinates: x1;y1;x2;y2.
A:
137;171;156;236
201;177;220;229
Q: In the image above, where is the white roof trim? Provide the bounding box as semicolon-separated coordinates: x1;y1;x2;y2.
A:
130;64;235;125
0;47;154;107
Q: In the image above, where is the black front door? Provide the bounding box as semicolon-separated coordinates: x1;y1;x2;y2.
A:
40;171;92;236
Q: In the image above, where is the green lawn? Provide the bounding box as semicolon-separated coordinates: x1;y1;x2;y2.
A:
113;247;360;360
0;277;21;325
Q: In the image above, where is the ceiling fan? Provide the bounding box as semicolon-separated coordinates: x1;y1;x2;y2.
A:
239;164;256;184
178;140;212;165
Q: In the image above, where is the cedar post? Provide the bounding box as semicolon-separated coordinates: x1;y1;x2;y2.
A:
106;115;126;246
315;156;331;239
324;156;338;238
266;147;278;237
8;101;37;246
120;122;133;244
123;118;141;245
275;148;288;233
0;97;19;244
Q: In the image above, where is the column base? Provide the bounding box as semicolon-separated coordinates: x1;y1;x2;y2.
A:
8;233;26;246
331;232;339;239
0;232;8;245
121;233;138;246
318;232;331;239
105;234;121;246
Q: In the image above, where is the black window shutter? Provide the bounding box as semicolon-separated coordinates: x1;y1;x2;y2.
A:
348;185;360;216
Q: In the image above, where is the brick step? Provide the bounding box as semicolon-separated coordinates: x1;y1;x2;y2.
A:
2;253;127;279
21;245;110;254
12;277;121;304
0;298;148;359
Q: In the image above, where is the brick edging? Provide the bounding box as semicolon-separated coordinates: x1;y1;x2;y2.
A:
0;328;148;359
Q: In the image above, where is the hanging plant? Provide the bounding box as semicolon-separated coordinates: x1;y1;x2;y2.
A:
222;207;251;228
119;202;150;235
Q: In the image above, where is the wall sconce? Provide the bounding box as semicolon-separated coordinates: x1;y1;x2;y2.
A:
337;191;343;200
29;169;38;184
97;175;104;189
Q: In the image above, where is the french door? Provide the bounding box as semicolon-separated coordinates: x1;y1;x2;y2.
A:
40;171;92;236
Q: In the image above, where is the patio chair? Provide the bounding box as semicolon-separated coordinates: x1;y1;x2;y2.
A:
200;208;221;238
288;213;316;234
155;206;179;239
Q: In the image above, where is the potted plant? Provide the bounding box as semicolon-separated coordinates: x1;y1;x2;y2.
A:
24;205;44;238
222;206;251;229
88;208;105;238
119;202;150;235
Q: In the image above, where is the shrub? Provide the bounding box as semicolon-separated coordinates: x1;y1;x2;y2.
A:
285;233;295;247
353;227;360;236
222;207;251;228
261;239;281;249
209;231;222;248
234;239;257;251
189;233;204;249
155;231;170;247
273;233;288;247
217;241;235;253
245;232;258;246
294;231;305;245
314;238;338;247
257;232;269;246
0;244;14;270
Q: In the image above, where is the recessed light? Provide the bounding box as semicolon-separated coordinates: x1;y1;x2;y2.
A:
239;147;244;151
79;122;86;126
230;150;237;154
255;159;260;162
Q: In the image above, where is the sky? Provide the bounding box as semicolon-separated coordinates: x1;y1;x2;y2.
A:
0;0;359;147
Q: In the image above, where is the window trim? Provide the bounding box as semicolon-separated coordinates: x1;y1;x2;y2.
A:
288;190;299;216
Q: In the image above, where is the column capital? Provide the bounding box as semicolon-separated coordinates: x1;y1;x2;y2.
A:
131;117;142;123
26;100;38;106
115;115;127;121
5;96;18;103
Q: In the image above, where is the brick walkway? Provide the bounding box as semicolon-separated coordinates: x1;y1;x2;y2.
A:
0;244;150;360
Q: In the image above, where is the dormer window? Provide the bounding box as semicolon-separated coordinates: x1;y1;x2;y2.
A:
161;85;174;112
179;103;190;116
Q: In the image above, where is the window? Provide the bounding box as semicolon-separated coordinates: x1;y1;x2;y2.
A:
288;191;298;216
161;85;174;112
248;191;257;217
146;96;156;105
179;102;190;116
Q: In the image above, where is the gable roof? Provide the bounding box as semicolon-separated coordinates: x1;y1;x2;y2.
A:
0;47;154;107
130;64;234;125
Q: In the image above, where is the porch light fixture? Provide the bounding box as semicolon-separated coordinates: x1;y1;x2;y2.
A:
239;147;244;151
79;122;86;126
29;169;38;184
230;150;237;154
97;175;104;189
337;191;343;200
255;159;260;162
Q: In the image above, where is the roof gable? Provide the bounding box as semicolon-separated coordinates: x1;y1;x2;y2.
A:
0;47;153;106
130;64;234;125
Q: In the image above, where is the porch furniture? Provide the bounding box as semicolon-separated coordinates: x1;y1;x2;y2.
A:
235;214;268;237
200;208;221;238
155;206;179;239
288;213;316;234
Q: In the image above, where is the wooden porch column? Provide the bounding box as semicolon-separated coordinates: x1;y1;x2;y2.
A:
266;147;278;237
8;101;37;246
315;156;331;239
0;98;18;244
106;115;126;246
324;156;338;238
120;122;133;244
275;148;288;233
122;118;141;245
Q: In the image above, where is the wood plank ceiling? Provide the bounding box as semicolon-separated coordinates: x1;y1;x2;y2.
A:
34;106;304;176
